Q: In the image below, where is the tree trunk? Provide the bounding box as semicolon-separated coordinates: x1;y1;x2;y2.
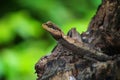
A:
35;0;120;80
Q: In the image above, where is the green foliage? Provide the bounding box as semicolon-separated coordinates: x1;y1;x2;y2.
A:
0;0;101;80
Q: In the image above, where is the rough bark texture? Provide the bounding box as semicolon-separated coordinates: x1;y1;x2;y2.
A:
35;0;120;80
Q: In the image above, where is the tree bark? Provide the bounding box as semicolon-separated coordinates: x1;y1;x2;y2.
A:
35;0;120;80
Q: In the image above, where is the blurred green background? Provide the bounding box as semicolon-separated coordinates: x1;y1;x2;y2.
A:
0;0;101;80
